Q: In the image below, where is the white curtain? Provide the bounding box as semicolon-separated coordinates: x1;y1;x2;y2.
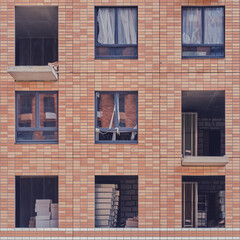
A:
204;8;224;44
182;8;202;44
97;8;115;44
117;8;137;44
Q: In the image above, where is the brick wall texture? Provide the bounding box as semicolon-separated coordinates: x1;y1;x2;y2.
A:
1;0;240;239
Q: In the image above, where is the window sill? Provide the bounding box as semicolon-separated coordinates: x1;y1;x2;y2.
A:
182;155;228;166
7;65;58;81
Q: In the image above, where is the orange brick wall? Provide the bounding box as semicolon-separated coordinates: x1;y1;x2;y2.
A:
0;0;240;239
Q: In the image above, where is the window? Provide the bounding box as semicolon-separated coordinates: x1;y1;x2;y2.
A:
182;91;225;157
15;6;58;66
95;176;138;228
182;7;224;58
16;92;58;143
95;7;138;59
182;176;225;228
15;176;58;228
95;92;138;143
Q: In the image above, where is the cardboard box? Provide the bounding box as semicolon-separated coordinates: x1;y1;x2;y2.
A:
35;203;50;212
36;220;50;228
50;220;58;228
36;199;52;204
36;215;51;220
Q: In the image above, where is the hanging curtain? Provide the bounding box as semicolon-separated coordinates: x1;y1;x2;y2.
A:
97;8;115;44
204;8;224;44
117;8;137;44
182;8;202;44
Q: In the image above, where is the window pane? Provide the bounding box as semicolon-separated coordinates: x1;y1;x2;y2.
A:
17;94;35;128
119;94;137;128
117;8;137;44
39;93;58;128
17;131;58;141
182;46;224;57
97;93;115;128
204;8;224;44
116;132;138;141
182;8;202;44
97;8;115;44
96;46;137;58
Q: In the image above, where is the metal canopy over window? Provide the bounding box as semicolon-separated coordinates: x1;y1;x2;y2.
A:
95;91;138;143
182;6;225;58
95;7;138;59
16;91;58;143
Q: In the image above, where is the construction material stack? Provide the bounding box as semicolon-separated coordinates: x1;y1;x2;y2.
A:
34;199;58;228
218;190;225;227
95;184;120;227
125;215;138;228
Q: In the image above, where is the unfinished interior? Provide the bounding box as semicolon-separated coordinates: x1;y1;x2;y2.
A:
95;176;138;228
182;91;228;166
8;6;58;81
15;176;58;228
95;92;138;143
182;176;225;228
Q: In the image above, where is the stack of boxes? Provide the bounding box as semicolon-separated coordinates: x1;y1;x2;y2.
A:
34;199;58;228
125;215;138;228
95;184;120;227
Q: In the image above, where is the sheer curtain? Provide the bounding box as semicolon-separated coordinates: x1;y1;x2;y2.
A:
97;8;115;44
204;8;224;44
117;8;137;44
182;8;202;44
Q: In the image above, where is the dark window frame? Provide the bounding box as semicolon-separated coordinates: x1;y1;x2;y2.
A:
182;6;225;59
95;91;138;144
16;91;58;143
95;6;138;59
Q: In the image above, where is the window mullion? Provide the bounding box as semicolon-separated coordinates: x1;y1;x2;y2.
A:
202;8;204;44
36;92;40;128
115;93;119;128
115;8;118;44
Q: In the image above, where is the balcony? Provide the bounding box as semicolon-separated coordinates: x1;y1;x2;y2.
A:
181;91;228;166
8;6;58;81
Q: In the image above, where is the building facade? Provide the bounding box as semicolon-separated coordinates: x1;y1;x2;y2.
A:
0;0;240;239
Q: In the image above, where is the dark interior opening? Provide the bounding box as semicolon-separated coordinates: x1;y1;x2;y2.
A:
182;91;225;156
15;6;58;66
15;176;58;228
182;176;225;228
95;175;138;228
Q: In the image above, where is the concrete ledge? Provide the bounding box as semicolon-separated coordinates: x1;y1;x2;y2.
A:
7;66;58;81
182;156;229;166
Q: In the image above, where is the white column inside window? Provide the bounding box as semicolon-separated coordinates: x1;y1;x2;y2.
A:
97;8;115;44
182;8;202;44
117;8;137;44
204;8;224;44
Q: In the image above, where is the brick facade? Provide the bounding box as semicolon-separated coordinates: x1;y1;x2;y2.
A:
0;0;240;239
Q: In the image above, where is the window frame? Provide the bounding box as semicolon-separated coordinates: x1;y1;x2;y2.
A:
15;91;58;143
95;91;138;144
182;6;225;59
95;6;138;59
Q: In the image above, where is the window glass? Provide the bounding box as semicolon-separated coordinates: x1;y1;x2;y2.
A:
96;7;138;59
16;92;58;143
182;7;224;58
96;92;137;143
182;8;202;44
117;8;137;44
97;8;115;44
17;94;35;128
97;93;115;128
204;8;224;44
